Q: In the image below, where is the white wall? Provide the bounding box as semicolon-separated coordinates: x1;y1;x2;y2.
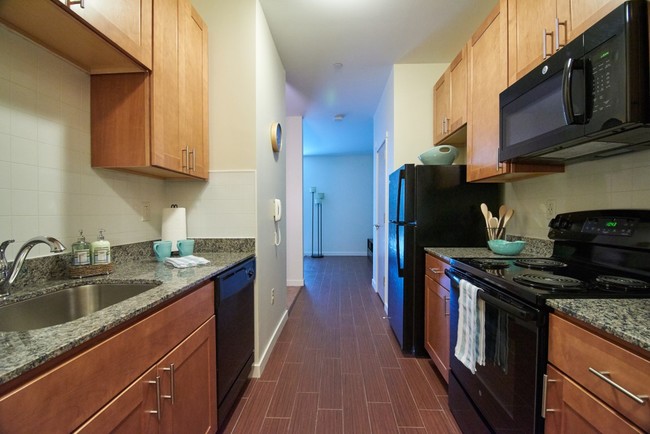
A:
0;24;165;259
192;0;256;170
285;115;303;286
254;0;287;376
393;63;447;170
504;149;650;238
303;154;373;256
374;68;395;169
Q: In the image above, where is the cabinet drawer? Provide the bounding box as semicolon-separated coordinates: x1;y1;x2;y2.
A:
425;254;450;288
545;364;643;434
0;282;214;433
548;314;649;431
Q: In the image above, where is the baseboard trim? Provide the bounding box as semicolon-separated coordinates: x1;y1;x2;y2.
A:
287;279;304;286
251;309;288;378
305;252;367;257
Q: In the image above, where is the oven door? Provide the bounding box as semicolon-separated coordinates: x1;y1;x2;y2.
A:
446;268;546;434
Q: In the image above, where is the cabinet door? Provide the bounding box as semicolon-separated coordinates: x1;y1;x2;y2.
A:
160;317;217;434
179;1;209;179
507;0;556;83
151;0;182;173
424;275;450;383
433;72;450;144
467;3;508;181
449;47;467;132
74;365;160;434
544;365;644;434
556;0;624;46
58;0;153;69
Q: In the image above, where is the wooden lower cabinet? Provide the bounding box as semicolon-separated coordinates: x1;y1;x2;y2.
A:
424;253;450;382
544;365;643;434
545;313;649;433
76;317;217;434
0;282;216;434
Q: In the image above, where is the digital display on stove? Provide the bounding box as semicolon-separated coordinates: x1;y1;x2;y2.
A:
581;217;638;236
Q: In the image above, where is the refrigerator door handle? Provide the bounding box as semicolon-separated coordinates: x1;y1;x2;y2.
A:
396;168;405;222
396;224;404;277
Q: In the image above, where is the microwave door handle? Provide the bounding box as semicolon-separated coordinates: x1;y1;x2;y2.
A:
562;57;586;125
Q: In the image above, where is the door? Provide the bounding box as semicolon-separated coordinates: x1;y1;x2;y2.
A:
374;139;388;306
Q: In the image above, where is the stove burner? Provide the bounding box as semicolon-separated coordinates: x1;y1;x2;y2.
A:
515;258;567;270
595;275;650;293
472;259;510;270
513;274;585;291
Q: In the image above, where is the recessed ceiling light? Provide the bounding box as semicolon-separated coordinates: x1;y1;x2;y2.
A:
334;114;345;121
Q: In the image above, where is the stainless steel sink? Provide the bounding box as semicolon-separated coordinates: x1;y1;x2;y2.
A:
0;282;159;332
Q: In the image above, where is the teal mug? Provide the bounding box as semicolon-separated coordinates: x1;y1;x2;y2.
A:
153;240;172;262
177;239;195;257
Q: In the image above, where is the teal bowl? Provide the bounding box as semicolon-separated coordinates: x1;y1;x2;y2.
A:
487;239;526;256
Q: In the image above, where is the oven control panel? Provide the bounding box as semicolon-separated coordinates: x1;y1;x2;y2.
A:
548;210;649;248
581;217;638;236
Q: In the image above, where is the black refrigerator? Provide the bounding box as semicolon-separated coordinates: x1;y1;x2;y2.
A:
388;164;499;355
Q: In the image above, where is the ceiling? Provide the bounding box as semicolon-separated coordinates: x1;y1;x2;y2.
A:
259;0;498;156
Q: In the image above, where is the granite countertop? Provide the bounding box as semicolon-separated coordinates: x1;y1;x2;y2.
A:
0;250;253;385
425;242;649;354
546;299;650;352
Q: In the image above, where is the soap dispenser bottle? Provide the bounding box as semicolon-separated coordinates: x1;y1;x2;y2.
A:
91;229;111;265
71;230;91;266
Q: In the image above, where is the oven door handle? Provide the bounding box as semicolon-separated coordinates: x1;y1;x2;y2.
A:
477;291;536;322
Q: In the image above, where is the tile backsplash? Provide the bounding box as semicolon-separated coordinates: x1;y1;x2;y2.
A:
0;24;165;259
0;24;258;261
505;149;650;239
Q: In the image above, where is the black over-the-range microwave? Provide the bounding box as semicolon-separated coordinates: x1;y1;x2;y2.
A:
499;0;650;164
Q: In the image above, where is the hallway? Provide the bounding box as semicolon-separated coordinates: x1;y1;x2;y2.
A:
220;256;461;433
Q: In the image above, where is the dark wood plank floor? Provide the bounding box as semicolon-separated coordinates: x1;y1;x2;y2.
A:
219;256;460;434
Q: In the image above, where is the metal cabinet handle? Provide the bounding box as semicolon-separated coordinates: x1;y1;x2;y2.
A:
181;147;188;170
541;374;560;418
555;18;567;52
146;376;162;421
162;364;175;404
542;28;553;59
67;0;85;8
429;267;442;274
444;296;450;317
588;368;647;405
188;149;195;172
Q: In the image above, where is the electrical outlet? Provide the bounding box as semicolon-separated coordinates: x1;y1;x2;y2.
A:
141;201;151;222
271;288;275;305
544;199;556;219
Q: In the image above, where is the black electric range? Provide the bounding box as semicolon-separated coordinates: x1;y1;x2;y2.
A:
450;209;650;307
445;209;650;434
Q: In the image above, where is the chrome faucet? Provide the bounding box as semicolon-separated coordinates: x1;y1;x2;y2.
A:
0;237;66;297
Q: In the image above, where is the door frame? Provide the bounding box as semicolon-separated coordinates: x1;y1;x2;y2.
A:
374;138;388;311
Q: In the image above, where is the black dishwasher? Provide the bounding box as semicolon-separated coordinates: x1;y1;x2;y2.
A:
214;257;255;427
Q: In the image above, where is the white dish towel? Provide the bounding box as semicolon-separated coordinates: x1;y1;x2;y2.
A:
164;255;210;268
454;279;486;374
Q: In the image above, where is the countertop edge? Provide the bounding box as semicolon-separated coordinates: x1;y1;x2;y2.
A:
0;251;254;386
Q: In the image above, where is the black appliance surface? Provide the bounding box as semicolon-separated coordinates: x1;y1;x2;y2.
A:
387;164;499;355
446;209;650;434
499;1;650;164
214;258;255;427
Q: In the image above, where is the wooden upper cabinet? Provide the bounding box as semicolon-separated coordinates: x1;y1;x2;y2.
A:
467;0;563;182
0;0;151;73
56;0;153;70
433;73;450;144
507;0;557;83
91;0;208;180
556;0;625;44
507;0;625;84
433;47;467;145
467;3;507;181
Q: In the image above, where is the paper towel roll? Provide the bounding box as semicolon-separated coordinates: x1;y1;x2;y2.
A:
162;207;187;252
